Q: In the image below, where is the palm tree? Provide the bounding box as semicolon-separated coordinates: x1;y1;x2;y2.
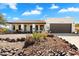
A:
0;14;6;25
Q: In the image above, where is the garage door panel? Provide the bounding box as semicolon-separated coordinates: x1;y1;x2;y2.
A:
50;24;72;33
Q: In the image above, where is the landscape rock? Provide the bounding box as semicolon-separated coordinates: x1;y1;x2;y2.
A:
0;35;78;56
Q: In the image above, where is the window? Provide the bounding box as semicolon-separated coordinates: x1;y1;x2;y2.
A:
35;25;38;31
13;25;15;30
19;25;21;30
40;25;44;30
24;25;27;31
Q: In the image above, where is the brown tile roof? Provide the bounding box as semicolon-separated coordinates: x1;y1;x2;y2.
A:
7;20;46;24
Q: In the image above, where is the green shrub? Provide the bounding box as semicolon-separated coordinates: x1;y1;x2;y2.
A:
32;32;41;40
2;28;9;33
32;32;48;42
41;31;48;39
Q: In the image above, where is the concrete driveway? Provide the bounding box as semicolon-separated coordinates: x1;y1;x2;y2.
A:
54;33;79;49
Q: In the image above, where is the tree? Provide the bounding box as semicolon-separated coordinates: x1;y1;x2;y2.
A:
0;14;6;25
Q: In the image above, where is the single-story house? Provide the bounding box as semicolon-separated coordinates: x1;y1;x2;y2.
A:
7;18;75;33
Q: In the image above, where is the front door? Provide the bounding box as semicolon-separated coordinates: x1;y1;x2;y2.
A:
40;25;44;31
24;25;27;32
35;25;38;32
30;25;32;33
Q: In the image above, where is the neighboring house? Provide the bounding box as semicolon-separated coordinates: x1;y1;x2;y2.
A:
7;18;75;33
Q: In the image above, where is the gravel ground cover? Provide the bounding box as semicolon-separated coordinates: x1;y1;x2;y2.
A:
0;34;78;56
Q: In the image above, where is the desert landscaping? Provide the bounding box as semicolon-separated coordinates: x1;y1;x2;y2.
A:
0;33;78;56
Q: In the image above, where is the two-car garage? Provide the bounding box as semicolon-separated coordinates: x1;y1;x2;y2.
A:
50;23;72;33
45;18;75;33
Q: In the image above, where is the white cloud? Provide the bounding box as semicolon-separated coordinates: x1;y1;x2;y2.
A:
50;4;59;9
7;17;11;19
31;10;41;14
0;3;17;10
22;11;31;16
36;5;43;10
22;5;42;16
22;10;41;16
64;16;73;18
59;7;79;12
7;3;17;10
2;13;7;16
13;17;19;20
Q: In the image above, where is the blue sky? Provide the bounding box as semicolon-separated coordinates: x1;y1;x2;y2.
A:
0;3;79;23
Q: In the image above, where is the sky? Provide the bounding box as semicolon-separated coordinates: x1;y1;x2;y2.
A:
0;3;79;23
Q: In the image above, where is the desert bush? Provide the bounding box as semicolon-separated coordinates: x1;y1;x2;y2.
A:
32;32;48;42
3;28;8;33
0;28;10;34
41;31;48;39
32;32;41;41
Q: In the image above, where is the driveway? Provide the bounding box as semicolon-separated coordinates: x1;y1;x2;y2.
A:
54;33;79;49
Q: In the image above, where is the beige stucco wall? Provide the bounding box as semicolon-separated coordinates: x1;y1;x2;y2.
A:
9;24;45;32
8;18;75;33
45;18;75;33
45;18;74;24
72;23;76;32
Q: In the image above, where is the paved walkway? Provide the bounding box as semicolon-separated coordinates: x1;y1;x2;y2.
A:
54;33;79;49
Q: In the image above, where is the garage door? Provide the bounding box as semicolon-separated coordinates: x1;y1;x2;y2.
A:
50;24;72;33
